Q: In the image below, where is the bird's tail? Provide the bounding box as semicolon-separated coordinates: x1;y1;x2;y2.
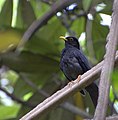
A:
85;83;99;108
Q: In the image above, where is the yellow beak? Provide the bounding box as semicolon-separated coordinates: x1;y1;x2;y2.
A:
59;36;67;41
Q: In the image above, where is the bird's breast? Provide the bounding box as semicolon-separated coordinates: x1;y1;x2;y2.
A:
61;56;83;80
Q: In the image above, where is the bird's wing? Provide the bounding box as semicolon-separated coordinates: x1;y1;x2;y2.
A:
73;49;91;73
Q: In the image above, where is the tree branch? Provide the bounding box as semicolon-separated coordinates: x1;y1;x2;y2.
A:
17;0;79;50
0;87;35;108
85;9;97;64
20;73;92;118
20;51;118;120
94;0;118;119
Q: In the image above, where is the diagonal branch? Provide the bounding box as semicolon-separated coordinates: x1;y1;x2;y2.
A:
20;73;92;118
94;0;118;119
20;51;118;120
17;0;79;50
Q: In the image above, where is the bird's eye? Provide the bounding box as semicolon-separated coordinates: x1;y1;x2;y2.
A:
69;38;73;41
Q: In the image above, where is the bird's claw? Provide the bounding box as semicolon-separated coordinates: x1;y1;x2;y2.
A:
77;75;81;82
68;81;74;87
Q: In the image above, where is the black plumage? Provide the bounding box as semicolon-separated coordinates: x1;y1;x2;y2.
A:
60;36;98;107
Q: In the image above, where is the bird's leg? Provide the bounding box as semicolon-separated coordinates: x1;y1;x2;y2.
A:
77;75;81;82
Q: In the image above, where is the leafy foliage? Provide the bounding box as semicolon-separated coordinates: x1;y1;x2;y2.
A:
0;0;117;120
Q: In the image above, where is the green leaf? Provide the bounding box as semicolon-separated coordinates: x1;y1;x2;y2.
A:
13;76;32;99
71;17;85;37
0;105;20;119
4;70;18;85
100;0;112;15
1;51;60;98
109;86;115;102
92;14;109;61
14;75;63;119
36;18;66;42
24;35;60;57
13;72;53;98
112;70;118;94
16;0;36;28
0;29;21;52
0;0;13;26
30;0;50;18
24;18;66;56
1;51;59;73
82;0;92;11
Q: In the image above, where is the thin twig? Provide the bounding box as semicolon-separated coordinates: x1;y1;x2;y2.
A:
61;102;92;118
0;87;35;108
85;6;97;64
20;73;49;97
40;0;52;5
94;0;118;119
20;51;118;120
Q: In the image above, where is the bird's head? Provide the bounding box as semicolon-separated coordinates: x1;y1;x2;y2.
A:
59;36;80;49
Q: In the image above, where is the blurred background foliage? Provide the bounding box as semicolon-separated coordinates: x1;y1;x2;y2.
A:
0;0;118;120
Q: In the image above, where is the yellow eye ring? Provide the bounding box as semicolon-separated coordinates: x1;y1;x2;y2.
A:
69;38;73;41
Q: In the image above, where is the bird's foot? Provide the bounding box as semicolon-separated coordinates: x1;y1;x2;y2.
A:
77;75;81;82
68;81;74;87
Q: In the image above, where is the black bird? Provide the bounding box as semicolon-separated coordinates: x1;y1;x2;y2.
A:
59;36;98;107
